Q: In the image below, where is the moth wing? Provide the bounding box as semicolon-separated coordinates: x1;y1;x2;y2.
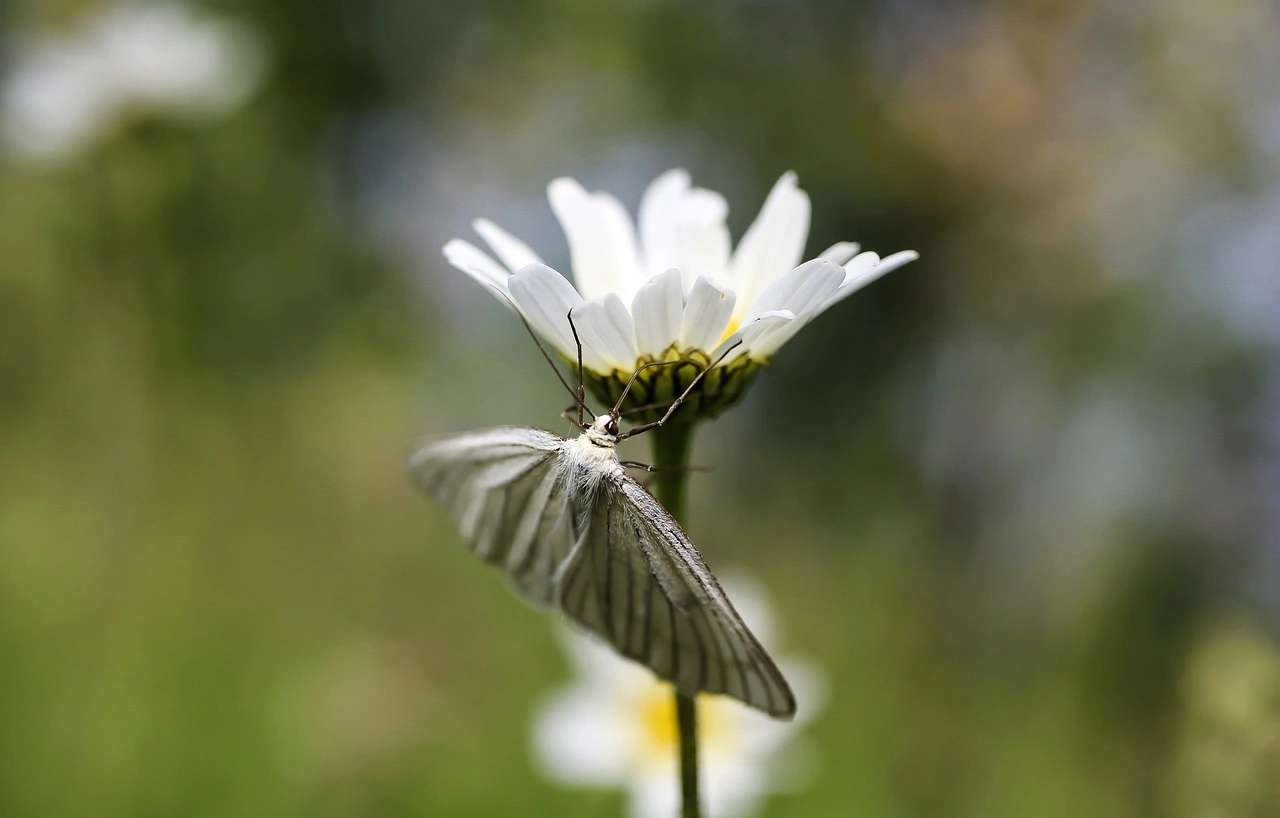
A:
555;472;796;719
408;426;576;607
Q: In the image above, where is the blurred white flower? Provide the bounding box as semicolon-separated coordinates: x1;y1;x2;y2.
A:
532;575;825;818
444;169;916;419
1;2;266;162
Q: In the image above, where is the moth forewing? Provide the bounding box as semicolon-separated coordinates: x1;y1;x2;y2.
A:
409;422;796;719
409;427;572;607
613;472;795;718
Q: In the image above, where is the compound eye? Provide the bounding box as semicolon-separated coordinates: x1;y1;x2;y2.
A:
607;417;619;437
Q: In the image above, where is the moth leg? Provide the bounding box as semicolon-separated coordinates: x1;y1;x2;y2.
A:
620;461;714;473
616;340;744;441
561;405;588;431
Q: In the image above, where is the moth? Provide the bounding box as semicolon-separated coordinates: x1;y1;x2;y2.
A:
408;313;795;719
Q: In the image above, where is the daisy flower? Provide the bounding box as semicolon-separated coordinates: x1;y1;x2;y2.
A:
532;575;825;818
1;2;265;162
443;169;917;421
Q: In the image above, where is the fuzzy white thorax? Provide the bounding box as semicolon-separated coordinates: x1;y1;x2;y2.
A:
559;414;622;498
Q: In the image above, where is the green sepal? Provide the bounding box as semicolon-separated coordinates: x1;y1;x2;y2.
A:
579;348;764;425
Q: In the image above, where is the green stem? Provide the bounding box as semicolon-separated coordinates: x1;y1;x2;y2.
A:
674;689;699;818
648;421;692;520
648;420;700;818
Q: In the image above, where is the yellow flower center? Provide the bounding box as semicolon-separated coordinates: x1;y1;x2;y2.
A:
635;685;731;764
717;318;741;346
639;690;678;752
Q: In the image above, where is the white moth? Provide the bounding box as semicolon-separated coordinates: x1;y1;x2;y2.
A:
408;320;795;719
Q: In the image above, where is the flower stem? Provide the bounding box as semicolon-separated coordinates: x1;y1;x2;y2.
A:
674;690;699;818
648;420;700;818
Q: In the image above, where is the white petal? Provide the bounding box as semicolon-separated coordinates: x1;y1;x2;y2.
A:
557;624;654;689
627;769;680;818
717;572;777;649
677;188;731;292
442;238;511;296
776;656;828;729
683;187;729;225
713;310;794;364
819;249;918;313
637;169;731;291
844;248;917;288
752;253;911;359
473;218;544;272
819;241;860;266
872;249;919;276
590;192;646;299
728;171;811;312
638;169;690;277
680;276;737;351
631;268;684;357
747;314;823;360
841;250;880;280
532;688;631;786
506;263;584;360
748;321;811;360
572;294;639;372
548;177;643;302
0;40;110;161
745;258;845;321
702;757;773;818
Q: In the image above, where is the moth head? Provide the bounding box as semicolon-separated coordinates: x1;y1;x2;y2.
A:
589;412;620;440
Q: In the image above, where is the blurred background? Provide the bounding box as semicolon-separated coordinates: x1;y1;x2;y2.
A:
3;0;1280;816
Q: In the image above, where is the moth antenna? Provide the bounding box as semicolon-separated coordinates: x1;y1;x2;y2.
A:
617;399;679;418
491;287;590;416
567;308;588;427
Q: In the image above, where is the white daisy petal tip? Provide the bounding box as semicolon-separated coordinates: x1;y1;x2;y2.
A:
548;176;643;302
678;275;736;352
684;187;729;225
844;249;880;270
547;175;585;199
879;249;920;272
442;238;510;293
820;241;861;266
630;268;685;358
472;217;544;273
729;171;812;311
510;261;576;287
819;246;920;314
653;167;691;187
